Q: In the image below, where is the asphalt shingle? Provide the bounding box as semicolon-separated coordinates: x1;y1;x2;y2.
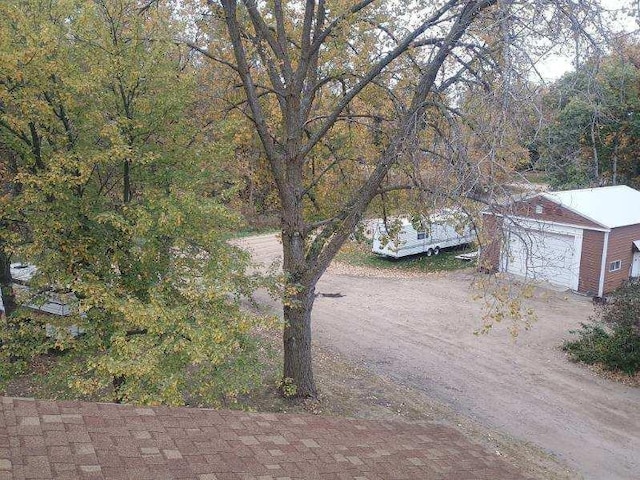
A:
0;396;527;479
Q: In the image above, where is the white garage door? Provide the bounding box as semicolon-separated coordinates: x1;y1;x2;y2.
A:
504;228;578;289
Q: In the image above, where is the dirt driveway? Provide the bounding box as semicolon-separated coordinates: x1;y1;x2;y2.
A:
238;234;640;480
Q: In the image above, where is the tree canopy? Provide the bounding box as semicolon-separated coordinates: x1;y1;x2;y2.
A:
538;41;640;189
0;0;270;405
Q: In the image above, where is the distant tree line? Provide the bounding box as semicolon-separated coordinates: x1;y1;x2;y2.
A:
533;41;640;190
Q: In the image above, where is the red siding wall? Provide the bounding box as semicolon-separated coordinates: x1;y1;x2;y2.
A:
603;224;640;294
578;230;605;295
478;214;503;273
510;196;604;229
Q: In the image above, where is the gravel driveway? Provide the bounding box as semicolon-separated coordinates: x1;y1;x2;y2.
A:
238;233;640;480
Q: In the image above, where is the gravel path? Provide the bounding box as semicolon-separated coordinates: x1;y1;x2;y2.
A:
236;233;640;480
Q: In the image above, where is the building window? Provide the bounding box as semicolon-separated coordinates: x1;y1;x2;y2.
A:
417;232;426;240
535;204;543;214
609;260;622;272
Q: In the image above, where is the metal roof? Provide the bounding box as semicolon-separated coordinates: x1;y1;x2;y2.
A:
542;185;640;229
10;263;37;283
7;263;76;318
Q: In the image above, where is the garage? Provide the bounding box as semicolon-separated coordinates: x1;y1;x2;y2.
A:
480;185;640;295
503;227;579;290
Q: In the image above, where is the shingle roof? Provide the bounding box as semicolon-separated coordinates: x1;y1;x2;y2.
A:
542;185;640;229
0;396;527;479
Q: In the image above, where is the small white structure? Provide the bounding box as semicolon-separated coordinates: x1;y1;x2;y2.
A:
372;211;476;258
455;251;479;261
10;263;37;284
7;263;74;317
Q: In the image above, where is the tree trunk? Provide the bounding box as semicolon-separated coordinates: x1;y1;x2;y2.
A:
123;159;131;203
590;116;599;181
280;205;318;398
112;375;126;403
282;283;317;398
0;244;17;319
611;135;620;186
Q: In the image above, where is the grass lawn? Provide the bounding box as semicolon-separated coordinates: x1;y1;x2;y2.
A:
521;170;550;185
335;241;476;273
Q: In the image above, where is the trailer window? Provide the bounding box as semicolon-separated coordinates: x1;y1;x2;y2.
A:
417;232;426;240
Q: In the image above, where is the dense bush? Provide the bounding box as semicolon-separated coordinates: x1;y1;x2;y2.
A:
563;281;640;375
600;281;640;333
563;324;640;375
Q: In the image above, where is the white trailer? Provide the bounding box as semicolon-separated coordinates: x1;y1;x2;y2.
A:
372;211;476;258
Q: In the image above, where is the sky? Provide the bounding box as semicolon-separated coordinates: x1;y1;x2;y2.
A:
537;0;639;82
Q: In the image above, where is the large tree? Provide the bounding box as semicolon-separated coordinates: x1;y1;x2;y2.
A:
0;0;267;405
191;0;609;397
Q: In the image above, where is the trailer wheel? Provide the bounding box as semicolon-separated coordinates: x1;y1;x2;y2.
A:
426;248;433;256
433;247;440;255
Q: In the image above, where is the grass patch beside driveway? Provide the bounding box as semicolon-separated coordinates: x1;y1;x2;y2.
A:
336;240;476;273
